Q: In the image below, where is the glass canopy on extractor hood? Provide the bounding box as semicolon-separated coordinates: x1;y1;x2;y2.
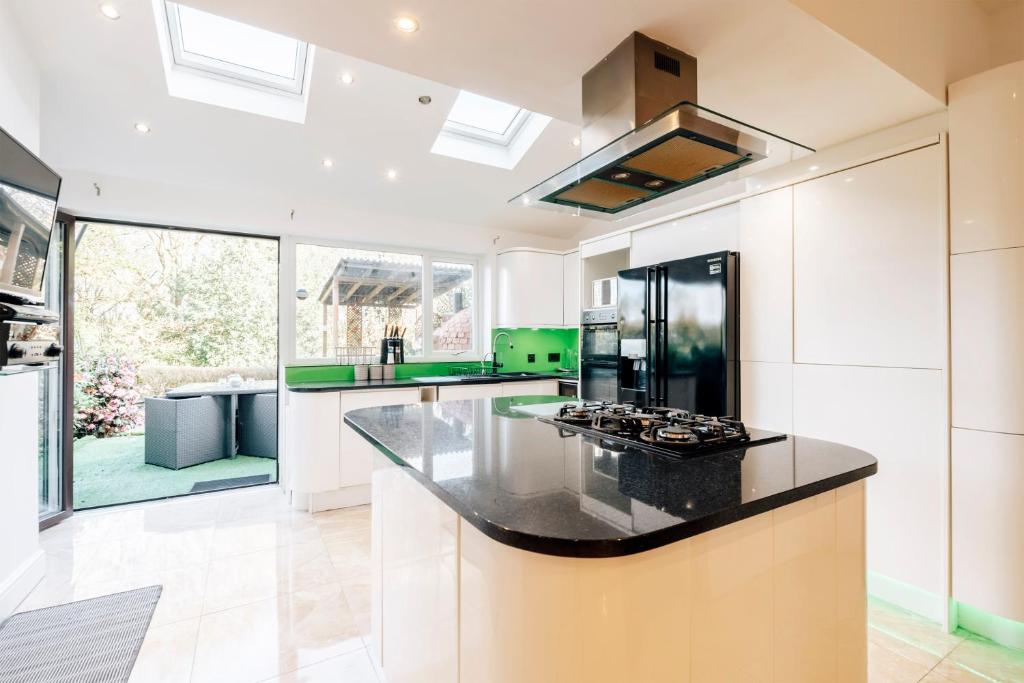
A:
509;33;815;221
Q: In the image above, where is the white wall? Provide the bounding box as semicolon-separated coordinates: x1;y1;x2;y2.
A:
0;1;46;618
627;142;950;622
57;169;576;254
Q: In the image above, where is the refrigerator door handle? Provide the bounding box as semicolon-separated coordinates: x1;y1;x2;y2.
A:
645;267;656;406
659;265;669;404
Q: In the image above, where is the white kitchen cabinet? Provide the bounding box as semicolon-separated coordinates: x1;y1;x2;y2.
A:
437;383;502;401
629;203;739;268
562;250;580;326
952;247;1024;434
793;144;946;370
740;360;793;433
288;390;342;493
949;61;1024;254
792;363;947;620
288;386;420;511
739;188;793;364
952;428;1024;627
500;380;559;397
496;249;564;327
339;388;421;489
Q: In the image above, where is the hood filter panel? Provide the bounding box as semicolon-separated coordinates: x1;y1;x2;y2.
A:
542;129;762;214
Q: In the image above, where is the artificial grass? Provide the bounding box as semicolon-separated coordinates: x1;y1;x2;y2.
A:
73;434;278;509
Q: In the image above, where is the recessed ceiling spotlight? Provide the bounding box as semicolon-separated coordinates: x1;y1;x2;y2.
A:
844;176;855;183
571;137;581;147
645;179;665;189
339;73;354;85
394;16;420;33
322;158;334;168
521;196;530;205
808;165;819;171
99;2;120;20
386;168;398;180
134;122;151;133
611;172;630;181
418;95;432;105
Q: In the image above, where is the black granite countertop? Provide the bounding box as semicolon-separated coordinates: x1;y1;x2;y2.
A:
344;396;878;558
287;372;577;392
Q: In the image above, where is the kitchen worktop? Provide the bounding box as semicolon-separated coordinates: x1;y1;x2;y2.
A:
286;371;576;392
344;395;878;558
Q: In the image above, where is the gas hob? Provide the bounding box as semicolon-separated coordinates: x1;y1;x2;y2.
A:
537;401;786;458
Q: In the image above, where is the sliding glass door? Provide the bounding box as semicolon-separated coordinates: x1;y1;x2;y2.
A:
71;220;279;509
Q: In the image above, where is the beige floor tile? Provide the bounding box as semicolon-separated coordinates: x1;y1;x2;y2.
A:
920;671;958;683
870;625;944;669
129;617;201;683
203;539;339;614
869;599;965;660
324;535;371;581
934;635;1024;683
211;519;321;558
190;582;364;683
340;576;372;637
868;641;933;683
314;506;371;541
263;648;379;683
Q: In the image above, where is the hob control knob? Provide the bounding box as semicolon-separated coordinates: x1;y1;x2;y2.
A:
7;344;25;359
44;343;63;357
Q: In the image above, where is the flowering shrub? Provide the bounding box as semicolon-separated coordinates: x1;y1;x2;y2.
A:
74;357;143;439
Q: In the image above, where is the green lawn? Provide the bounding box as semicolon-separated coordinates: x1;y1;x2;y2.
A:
73;435;277;509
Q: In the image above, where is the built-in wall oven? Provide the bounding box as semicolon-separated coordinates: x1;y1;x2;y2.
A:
580;308;618;402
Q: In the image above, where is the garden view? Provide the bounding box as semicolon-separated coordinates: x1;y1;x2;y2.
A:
72;222;279;508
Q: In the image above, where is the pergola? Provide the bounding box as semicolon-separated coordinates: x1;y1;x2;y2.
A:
317;252;471;358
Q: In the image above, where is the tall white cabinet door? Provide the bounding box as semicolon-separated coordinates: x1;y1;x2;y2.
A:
952;428;1024;623
339;388;421;488
793;145;946;369
496;250;563;327
951;248;1024;434
288;390;341;492
629;203;740;268
562;250;580;326
949;61;1024;254
739;188;793;363
793;364;947;611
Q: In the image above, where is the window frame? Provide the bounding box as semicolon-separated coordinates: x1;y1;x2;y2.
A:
284;236;481;365
163;1;311;96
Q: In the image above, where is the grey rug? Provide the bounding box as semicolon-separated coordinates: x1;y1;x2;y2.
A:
190;473;271;493
0;585;162;683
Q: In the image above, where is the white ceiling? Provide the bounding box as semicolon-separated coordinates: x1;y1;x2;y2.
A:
11;0;945;241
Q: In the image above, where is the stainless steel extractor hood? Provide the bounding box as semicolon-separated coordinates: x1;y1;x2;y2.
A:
512;32;813;219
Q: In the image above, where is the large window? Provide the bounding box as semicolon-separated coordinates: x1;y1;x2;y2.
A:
294;244;476;362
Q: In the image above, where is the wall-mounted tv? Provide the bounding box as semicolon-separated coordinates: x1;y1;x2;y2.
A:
0;125;61;305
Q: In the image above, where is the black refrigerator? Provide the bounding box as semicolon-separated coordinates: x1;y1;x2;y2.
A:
616;251;739;416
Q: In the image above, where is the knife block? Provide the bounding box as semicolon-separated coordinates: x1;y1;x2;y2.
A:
379;338;405;364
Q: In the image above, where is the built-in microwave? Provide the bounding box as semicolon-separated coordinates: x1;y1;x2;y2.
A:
591;277;617;308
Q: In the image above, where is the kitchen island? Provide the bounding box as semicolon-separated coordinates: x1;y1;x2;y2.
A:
345;396;878;683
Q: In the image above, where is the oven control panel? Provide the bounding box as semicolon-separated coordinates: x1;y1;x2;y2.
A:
582;307;616;324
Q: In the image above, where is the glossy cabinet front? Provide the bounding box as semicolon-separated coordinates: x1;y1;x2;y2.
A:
372;461;867;683
496;249;564;327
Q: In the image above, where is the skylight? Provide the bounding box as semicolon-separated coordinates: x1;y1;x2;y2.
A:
432;90;550;169
164;1;310;95
443;91;528;145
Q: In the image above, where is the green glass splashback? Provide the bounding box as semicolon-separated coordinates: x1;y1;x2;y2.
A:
490;327;579;372
285;327;579;383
